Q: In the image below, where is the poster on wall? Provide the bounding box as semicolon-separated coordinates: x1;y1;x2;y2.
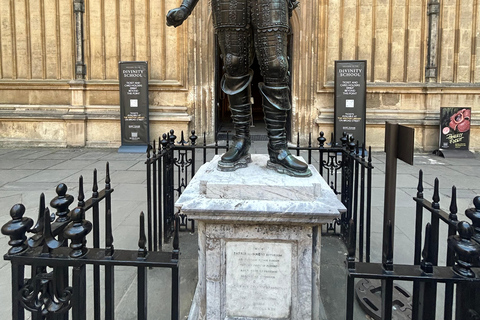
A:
439;107;471;150
334;60;367;147
118;61;149;153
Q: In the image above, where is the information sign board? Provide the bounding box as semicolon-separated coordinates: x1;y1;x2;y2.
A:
334;60;367;146
119;61;149;152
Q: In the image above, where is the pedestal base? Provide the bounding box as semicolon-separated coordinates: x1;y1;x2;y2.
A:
177;155;345;320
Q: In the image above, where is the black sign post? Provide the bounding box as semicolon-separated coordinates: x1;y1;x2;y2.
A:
118;61;149;153
381;122;414;320
334;60;367;146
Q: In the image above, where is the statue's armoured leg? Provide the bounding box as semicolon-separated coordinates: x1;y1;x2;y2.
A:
217;72;253;171
259;83;311;177
254;28;310;177
216;28;255;171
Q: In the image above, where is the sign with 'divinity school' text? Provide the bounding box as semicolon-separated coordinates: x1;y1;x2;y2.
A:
334;60;367;146
118;61;149;152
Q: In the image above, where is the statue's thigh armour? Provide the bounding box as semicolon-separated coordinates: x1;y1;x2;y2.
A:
251;0;289;30
211;0;288;30
211;0;249;28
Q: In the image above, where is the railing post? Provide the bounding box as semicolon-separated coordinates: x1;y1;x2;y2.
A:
138;212;148;320
64;178;92;320
445;186;459;319
412;170;424;320
358;143;366;262
365;146;372;263
91;169;101;320
171;215;180;320
381;221;394;320
317;131;326;177
449;221;480;319
152;141;158;251
105;164;115;320
341;136;355;238
2;204;32;320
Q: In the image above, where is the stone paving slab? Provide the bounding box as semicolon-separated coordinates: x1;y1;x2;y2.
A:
0;146;479;320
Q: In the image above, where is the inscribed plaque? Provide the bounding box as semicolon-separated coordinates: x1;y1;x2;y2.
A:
225;241;292;318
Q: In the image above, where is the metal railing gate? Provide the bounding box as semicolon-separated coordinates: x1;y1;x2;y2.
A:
2;165;180;320
146;129;374;264
346;171;480;320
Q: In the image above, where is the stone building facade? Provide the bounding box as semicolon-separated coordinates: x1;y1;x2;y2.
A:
0;0;478;151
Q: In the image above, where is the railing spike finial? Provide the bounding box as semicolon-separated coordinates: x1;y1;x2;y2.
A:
1;204;33;255
432;178;440;209
348;136;356;153
340;132;348;147
449;186;458;221
465;196;480;237
317;131;326;147
28;193;47;248
368;146;372;163
448;221;480;278
92;168;99;198
147;143;152;158
417;170;424;198
153;140;157;155
42;207;64;255
361;143;366;159
190;130;197;146
296;132;300;148
308;132;312;148
78;175;85;208
138;212;147;259
50;183;74;223
179;131;187;145
161;133;168;149
421;223;434;273
169;129;176;145
63;204;92;258
105;162;111;190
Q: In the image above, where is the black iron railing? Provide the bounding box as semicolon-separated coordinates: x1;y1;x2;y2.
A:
2;165;180;320
292;132;374;263
145;130;229;250
147;129;374;265
346;171;480;320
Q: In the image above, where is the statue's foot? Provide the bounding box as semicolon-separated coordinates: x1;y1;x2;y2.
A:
267;148;312;177
217;153;252;172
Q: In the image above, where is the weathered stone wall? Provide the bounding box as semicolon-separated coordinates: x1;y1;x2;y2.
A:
0;0;478;151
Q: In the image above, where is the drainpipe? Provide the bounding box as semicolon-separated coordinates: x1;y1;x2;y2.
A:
74;0;86;79
67;0;87;147
425;0;440;82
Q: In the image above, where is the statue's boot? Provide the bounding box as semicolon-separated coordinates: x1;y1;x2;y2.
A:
259;83;311;177
218;72;253;171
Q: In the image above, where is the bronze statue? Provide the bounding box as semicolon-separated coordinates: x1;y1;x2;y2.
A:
167;0;311;177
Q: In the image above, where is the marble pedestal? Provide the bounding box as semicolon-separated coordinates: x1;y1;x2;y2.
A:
176;154;346;320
